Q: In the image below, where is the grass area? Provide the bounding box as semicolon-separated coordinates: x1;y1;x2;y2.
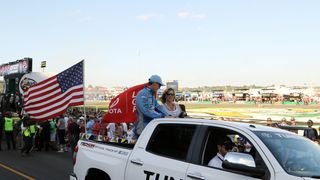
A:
183;102;320;110
74;101;320;113
207;112;251;118
73;101;108;111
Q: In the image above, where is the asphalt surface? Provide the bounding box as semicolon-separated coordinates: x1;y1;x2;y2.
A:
0;164;26;180
0;142;73;180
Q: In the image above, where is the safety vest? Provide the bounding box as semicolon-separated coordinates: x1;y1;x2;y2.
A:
120;138;127;143
23;128;31;137
30;125;36;134
4;117;13;131
50;121;56;131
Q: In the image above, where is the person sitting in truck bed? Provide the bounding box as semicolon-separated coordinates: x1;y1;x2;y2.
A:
208;136;233;168
160;88;182;117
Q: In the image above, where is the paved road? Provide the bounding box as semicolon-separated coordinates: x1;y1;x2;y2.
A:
0;163;26;180
0;145;73;180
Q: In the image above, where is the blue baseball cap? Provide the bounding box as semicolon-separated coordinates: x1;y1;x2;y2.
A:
148;75;165;86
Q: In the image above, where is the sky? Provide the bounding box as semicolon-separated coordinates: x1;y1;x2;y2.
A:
0;0;320;87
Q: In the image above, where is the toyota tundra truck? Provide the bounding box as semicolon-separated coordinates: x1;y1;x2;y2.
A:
70;118;320;180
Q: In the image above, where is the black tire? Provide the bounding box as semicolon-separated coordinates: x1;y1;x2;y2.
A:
85;169;110;180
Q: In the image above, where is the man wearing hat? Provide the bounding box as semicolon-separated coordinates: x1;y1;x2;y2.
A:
135;75;169;136
208;136;233;168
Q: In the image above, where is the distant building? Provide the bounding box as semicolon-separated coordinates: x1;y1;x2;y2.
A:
167;80;178;91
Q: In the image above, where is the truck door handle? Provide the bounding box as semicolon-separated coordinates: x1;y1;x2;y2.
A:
130;159;144;166
187;173;206;180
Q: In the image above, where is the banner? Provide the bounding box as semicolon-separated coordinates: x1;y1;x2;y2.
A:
103;83;146;123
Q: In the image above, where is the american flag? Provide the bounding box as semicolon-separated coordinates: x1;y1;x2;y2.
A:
23;61;84;121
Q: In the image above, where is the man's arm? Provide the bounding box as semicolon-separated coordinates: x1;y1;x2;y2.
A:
155;100;169;116
136;93;163;119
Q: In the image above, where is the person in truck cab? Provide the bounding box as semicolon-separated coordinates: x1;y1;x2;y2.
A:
208;136;233;168
135;75;169;136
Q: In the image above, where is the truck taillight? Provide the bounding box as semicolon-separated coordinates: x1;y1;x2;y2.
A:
73;146;78;166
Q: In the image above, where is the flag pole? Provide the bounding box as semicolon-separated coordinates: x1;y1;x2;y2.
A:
82;59;87;134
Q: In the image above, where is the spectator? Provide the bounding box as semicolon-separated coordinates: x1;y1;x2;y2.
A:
126;123;136;144
64;114;69;132
68;117;80;155
303;120;318;141
115;123;126;143
56;115;67;152
20;119;32;156
77;116;84;124
86;115;95;134
4;112;15;150
121;123;128;136
15;93;21;112
9;94;14;111
135;75;169;136
289;117;298;134
39;120;50;151
266;118;272;127
92;118;101;135
280;118;288;126
106;123;116;141
49;119;57;150
79;119;85;133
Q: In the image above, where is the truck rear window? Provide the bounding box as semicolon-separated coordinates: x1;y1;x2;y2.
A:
146;124;196;161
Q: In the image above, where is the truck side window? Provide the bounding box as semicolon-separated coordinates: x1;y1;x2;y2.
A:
201;127;270;178
146;124;196;161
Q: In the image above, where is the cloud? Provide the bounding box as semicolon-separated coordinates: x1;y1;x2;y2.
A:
78;16;93;23
136;14;161;21
191;14;207;19
178;11;190;18
178;11;207;19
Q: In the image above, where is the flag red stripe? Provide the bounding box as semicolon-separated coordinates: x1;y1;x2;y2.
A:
27;94;83;117
30;101;84;121
24;78;58;100
30;100;84;121
24;84;60;104
24;76;57;97
25;92;83;112
24;87;83;109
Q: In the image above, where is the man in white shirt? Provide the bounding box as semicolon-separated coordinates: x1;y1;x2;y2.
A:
208;137;233;168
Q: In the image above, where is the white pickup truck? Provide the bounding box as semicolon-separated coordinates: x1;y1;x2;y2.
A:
70;118;320;180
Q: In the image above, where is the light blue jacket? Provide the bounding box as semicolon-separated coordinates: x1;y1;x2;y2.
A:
135;87;168;135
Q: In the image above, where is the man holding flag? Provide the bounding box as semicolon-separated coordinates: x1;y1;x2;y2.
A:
134;75;169;136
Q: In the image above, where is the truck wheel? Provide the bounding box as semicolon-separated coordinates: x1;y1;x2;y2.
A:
85;168;110;180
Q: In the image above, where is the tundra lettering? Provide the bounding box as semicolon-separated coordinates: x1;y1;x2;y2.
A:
144;170;182;180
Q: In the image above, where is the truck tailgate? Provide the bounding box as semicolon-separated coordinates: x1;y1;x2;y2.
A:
74;140;133;180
